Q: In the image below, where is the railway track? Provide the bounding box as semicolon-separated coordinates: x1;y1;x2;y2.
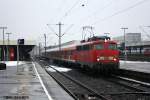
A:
117;69;150;83
43;64;109;100
36;58;150;100
110;75;150;92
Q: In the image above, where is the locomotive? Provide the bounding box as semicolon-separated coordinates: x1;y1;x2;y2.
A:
45;36;120;73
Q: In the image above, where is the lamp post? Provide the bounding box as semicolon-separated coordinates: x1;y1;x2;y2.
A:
121;27;128;61
39;43;41;56
0;27;7;61
6;33;12;45
44;34;46;56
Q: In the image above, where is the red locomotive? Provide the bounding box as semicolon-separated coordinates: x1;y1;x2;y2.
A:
46;36;119;73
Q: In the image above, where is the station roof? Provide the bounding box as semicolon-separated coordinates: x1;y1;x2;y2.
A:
0;40;36;45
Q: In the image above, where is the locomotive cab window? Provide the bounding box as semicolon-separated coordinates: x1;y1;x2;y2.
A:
94;44;104;50
108;43;117;50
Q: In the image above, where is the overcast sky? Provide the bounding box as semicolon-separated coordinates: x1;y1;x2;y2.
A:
0;0;150;46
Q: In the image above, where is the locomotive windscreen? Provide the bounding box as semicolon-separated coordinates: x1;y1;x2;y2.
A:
94;44;104;50
108;43;117;50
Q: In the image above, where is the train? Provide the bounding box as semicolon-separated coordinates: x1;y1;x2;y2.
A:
44;36;120;73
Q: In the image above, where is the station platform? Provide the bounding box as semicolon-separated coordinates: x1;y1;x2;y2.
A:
120;60;150;74
0;61;74;100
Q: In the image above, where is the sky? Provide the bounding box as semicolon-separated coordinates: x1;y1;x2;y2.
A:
0;0;150;46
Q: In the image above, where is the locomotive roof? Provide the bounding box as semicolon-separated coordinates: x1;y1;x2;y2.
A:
78;40;117;46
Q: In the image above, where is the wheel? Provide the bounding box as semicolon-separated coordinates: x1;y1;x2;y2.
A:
0;63;6;70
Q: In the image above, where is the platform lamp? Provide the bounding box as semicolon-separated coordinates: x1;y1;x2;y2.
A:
121;27;128;62
0;27;7;70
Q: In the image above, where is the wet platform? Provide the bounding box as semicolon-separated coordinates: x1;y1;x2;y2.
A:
120;60;150;74
0;61;74;100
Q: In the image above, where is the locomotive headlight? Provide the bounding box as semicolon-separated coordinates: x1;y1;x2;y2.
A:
113;58;117;61
97;58;100;61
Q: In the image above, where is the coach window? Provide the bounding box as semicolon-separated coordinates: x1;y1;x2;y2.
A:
94;44;103;50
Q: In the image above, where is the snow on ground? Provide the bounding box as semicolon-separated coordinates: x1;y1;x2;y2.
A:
120;60;150;64
119;60;150;73
46;65;72;72
0;61;26;67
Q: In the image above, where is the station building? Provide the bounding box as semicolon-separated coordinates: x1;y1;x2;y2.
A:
0;40;35;61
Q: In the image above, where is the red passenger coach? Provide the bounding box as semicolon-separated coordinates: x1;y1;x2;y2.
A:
45;36;120;73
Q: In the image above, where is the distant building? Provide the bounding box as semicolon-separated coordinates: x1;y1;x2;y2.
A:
126;33;141;46
112;33;141;46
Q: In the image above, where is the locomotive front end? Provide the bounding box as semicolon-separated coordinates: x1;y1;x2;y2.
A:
93;41;120;72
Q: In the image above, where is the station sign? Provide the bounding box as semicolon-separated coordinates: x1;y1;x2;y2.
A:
18;39;24;45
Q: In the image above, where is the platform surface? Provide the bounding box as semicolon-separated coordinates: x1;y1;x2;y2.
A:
0;61;74;100
120;60;150;73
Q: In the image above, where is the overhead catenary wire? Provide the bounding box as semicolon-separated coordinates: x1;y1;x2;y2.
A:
59;0;81;21
139;26;150;39
47;24;59;37
47;0;149;44
92;0;149;25
81;0;115;23
69;0;115;36
62;24;74;36
56;0;67;12
76;0;148;34
48;0;68;23
63;0;139;40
